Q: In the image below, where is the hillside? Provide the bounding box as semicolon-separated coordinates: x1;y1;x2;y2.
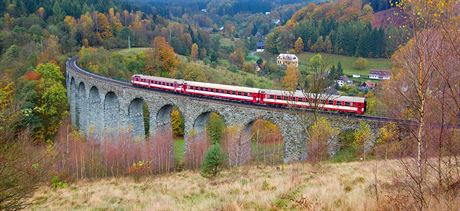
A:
28;160;400;210
371;8;406;29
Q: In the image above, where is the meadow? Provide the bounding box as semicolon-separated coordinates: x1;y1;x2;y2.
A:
297;52;392;77
28;160;402;210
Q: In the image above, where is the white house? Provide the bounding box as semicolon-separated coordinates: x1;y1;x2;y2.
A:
352;74;361;78
276;54;298;67
369;70;391;80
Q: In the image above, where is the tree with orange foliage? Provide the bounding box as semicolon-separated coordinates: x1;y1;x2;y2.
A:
145;36;179;76
282;65;300;92
37;7;45;19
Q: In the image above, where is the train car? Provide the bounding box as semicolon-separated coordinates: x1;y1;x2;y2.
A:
131;74;366;114
131;74;186;93
262;89;366;114
185;81;261;103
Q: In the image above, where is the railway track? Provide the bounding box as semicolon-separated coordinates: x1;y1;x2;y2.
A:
66;57;412;124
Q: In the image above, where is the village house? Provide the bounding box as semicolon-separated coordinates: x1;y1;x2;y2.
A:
256;41;265;52
336;75;353;87
276;54;298;67
359;81;377;92
369;70;391;80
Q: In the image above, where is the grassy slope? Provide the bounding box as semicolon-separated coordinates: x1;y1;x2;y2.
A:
28;160;399;210
298;52;392;77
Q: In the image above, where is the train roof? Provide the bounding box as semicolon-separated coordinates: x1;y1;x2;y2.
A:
263;89;365;103
134;74;365;102
186;80;261;93
133;74;185;84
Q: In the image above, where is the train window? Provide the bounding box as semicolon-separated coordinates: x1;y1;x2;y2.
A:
232;91;236;95
328;100;333;105
276;96;282;100
345;102;350;106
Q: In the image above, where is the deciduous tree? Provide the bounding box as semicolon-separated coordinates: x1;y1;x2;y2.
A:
294;37;304;54
191;43;199;61
282;65;300;92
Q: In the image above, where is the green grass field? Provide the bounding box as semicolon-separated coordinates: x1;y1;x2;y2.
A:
174;138;185;163
297;52;392;77
117;47;149;56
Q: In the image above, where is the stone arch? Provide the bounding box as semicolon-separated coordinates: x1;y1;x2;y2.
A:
192;110;227;135
128;97;146;140
103;91;120;136
76;82;87;131
155;104;185;135
235;117;285;165
69;77;76;126
87;86;102;139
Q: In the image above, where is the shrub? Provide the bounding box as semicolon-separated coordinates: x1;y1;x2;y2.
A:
185;132;210;169
353;58;368;70
245;78;255;87
50;176;68;189
200;144;225;178
243;63;254;73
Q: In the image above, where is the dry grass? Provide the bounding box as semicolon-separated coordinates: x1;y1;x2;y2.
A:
26;160;411;210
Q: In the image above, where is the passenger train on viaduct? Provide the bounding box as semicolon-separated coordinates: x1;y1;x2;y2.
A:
131;74;367;115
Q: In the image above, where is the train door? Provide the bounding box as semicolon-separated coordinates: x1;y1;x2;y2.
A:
173;82;178;92
182;83;187;94
258;91;265;104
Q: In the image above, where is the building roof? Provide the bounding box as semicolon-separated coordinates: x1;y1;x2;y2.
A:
361;81;376;88
338;75;351;82
369;70;391;77
277;54;298;61
256;42;264;48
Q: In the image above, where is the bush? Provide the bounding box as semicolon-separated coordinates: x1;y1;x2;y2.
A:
245;78;255;87
353;58;368;70
200;144;225;178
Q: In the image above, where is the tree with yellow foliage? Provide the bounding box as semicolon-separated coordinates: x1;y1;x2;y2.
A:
353;122;372;160
95;12;112;40
191;43;199;61
294;37;304;54
377;122;399;160
308;117;339;164
282;65;300;92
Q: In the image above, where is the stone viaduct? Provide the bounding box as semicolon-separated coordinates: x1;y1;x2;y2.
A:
66;58;386;163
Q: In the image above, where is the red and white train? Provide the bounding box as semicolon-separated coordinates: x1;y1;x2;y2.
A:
131;74;366;114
